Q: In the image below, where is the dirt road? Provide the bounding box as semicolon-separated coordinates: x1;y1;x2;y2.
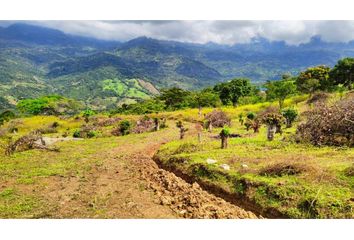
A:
35;127;258;218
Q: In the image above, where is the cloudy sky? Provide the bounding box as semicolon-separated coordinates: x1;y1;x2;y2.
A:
2;20;354;45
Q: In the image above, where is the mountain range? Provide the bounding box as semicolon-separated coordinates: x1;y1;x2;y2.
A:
1;23;354;110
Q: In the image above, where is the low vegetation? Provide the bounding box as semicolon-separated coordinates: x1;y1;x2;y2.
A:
0;57;353;219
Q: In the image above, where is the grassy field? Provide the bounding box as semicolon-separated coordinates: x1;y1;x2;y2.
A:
153;93;353;218
155;124;354;218
0;93;353;218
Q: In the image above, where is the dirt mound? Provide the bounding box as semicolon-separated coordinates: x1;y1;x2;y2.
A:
137;156;258;219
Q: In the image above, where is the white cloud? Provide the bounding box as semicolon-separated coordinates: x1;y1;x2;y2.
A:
3;20;354;45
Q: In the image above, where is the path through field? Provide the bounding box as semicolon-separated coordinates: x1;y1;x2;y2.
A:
1;125;257;219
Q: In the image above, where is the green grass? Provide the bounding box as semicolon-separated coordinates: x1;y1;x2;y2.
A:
102;78;150;99
155;113;354;218
0;136;120;218
0;92;352;218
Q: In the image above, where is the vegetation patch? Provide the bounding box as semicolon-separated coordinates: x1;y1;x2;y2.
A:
259;163;313;177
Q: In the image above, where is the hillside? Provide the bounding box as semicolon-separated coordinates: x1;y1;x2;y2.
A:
1;23;354;109
0;92;352;219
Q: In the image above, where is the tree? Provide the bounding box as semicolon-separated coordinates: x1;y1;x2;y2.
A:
265;80;297;109
190;88;221;115
329;58;354;89
262;113;285;141
220;127;230;149
214;78;253;106
296;65;331;93
17;95;82;116
281;108;298;128
118;120;131;136
176;121;188;139
158;88;191;110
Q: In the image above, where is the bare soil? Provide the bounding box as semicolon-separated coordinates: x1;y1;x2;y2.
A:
6;128;258;219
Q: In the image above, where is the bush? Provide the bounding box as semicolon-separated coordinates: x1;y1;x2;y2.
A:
297;96;354;146
73;126;99;138
51;121;60;128
220;127;231;137
111;120;132;136
261;113;285;126
246;112;256;120
281;108;298;128
82;109;95;123
204;110;231;128
86;131;98;138
17;95;82;115
0;110;15;126
73;129;81;138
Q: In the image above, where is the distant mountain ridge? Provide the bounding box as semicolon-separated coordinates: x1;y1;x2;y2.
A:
1;23;354;110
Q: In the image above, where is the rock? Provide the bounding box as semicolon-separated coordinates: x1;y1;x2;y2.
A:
160;196;172;205
220;164;230;171
192;182;200;189
206;158;218;164
179;210;187;215
241;164;248;168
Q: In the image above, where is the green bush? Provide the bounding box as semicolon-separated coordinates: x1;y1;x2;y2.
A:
246;112;256;120
87;131;97;138
281;108;298;128
73;129;81;138
17;95;82;115
119;120;131;135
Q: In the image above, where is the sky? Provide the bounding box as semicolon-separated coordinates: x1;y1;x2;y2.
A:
2;20;354;45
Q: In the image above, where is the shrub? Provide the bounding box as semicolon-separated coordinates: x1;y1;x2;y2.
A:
72;126;98;138
246;112;256;120
261;112;285;141
17;95;81;115
281;108;298;128
112;120;132;136
0;110;15;126
82;109;95;123
73;129;81;138
51;121;60;128
220;127;231;149
86;131;98;138
297;96;354;146
261;113;285;126
238;113;244;125
204;109;231;128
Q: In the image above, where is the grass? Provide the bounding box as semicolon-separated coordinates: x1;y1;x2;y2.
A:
0;136;119;218
0;92;352;218
156;126;353;218
154;93;354;218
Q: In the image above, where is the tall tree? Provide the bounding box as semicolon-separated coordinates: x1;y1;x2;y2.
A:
158;87;191;110
214;78;253;106
191;88;221;115
265;80;297;109
329;57;354;89
296;65;331;93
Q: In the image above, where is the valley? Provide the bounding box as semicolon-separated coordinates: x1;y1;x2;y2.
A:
2;23;354;110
